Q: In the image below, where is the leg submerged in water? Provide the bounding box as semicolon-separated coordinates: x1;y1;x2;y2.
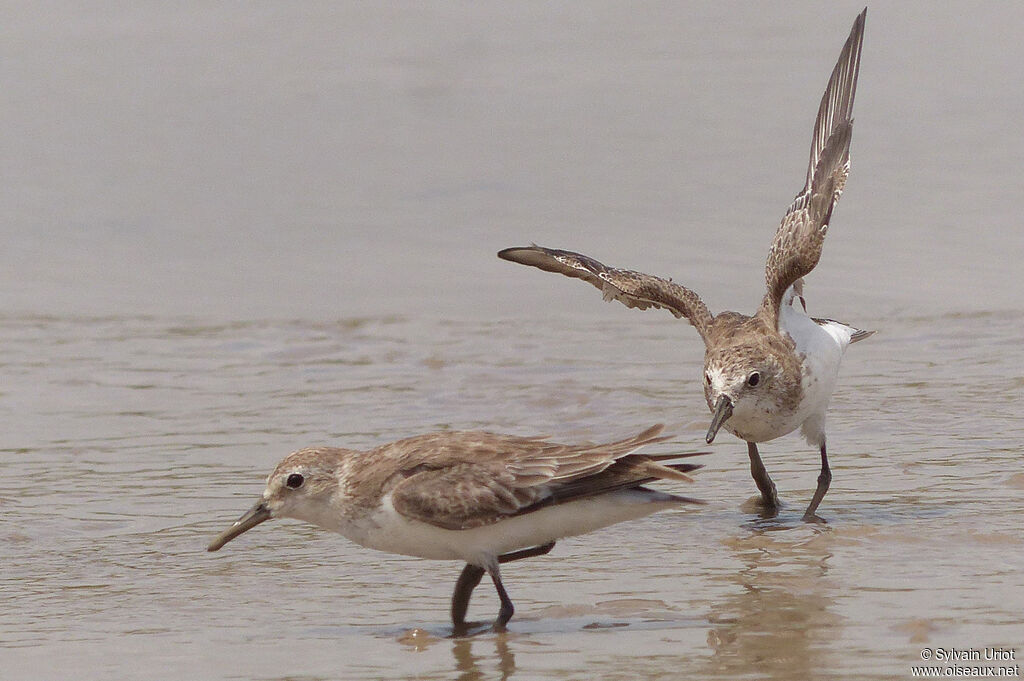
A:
803;442;832;522
449;542;556;635
747;441;780;510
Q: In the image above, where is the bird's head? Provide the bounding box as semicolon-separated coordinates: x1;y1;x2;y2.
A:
702;341;796;444
207;448;343;552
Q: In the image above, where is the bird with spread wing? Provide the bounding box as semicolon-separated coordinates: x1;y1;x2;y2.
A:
499;9;872;521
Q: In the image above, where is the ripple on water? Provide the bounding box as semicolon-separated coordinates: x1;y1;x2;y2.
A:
1;306;1022;679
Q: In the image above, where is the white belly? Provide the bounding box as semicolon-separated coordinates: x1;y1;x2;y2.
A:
780;302;852;445
332;490;683;565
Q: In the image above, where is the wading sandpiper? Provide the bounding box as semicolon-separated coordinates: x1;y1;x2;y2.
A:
498;9;871;521
208;424;705;634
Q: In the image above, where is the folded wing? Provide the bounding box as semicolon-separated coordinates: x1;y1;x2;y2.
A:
389;425;704;530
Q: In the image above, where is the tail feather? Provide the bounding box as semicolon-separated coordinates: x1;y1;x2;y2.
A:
635;486;706;506
665;461;705;475
812;316;875;345
633;451;710;483
547;452;708;504
849;328;876;344
644;451;711;462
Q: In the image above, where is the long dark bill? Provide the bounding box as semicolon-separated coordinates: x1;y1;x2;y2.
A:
207;500;272;552
705;395;734;444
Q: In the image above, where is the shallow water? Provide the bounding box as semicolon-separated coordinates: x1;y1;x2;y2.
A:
2;2;1023;680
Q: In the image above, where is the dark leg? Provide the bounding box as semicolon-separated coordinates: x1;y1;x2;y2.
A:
748;441;779;508
449;542;555;633
497;541;555;564
451;564;486;630
803;442;832;521
487;561;515;632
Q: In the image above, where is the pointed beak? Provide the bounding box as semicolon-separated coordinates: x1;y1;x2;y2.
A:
705;395;733;444
207;500;272;552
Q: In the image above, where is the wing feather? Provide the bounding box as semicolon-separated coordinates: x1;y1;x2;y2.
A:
498;246;712;342
388;425;705;530
760;9;866;328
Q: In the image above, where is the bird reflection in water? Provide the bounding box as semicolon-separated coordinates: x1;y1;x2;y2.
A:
703;524;842;680
397;628;517;681
452;634;516;681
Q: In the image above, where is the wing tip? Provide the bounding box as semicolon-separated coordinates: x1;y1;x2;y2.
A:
497;246;534;262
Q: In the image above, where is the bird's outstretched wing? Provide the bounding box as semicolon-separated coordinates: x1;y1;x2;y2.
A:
388;425;704;531
760;8;866;329
498;246;713;342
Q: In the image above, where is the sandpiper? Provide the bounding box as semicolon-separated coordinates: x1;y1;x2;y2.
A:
208;424;705;634
498;10;871;521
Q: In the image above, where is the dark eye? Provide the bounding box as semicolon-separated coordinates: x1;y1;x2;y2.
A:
747;372;761;387
286;473;305;489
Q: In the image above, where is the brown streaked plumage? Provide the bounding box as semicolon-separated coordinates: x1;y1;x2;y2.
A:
208;424;706;634
498;10;871;521
499;246;714;342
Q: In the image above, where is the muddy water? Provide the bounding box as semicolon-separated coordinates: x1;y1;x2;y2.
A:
2;2;1022;680
3;311;1021;679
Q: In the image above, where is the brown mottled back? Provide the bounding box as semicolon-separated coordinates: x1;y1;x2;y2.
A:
335;426;703;531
